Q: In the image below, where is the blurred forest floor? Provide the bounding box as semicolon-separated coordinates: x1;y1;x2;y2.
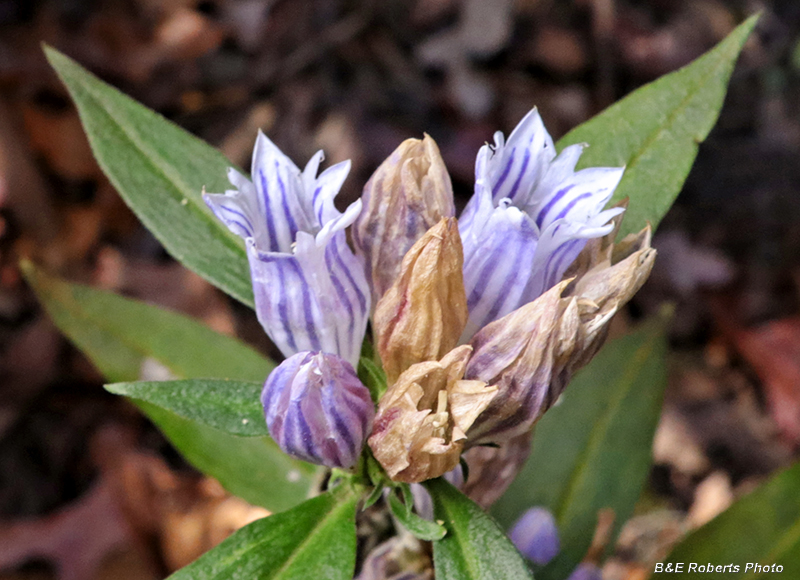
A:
0;0;799;578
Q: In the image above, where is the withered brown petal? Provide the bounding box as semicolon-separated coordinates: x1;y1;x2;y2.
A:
369;345;496;483
353;135;455;303
373;218;468;384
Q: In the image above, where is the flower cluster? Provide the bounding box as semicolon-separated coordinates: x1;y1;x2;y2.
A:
203;108;655;479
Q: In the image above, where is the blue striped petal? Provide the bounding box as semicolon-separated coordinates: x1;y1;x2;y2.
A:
248;199;368;368
203;132;369;365
459;185;539;342
262;351;374;469
481;108;556;206
459;109;626;338
203;168;261;240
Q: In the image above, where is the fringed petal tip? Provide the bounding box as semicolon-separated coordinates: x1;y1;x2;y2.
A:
204;132;369;366
262;351;374;469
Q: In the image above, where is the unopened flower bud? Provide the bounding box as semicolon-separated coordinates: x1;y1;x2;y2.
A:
373;218;468;384
262;351;374;468
566;563;603;580
353;135;455;304
465;280;579;445
368;345;496;483
509;507;560;566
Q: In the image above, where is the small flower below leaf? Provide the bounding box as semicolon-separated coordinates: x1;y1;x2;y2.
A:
566;563;603;580
509;507;560;566
262;351;374;469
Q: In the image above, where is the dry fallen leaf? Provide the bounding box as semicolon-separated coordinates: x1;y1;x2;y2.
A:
729;317;800;444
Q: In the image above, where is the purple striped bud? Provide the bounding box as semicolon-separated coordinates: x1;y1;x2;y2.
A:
566;563;603;580
509;507;560;566
262;351;374;469
203;132;370;367
353;135;455;305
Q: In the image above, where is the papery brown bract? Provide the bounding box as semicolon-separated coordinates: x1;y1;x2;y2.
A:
368;345;496;483
353;135;455;305
373;218;468;384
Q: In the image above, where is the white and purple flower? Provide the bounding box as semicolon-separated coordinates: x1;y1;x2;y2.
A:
458;108;625;340
204;133;374;467
203;112;652;476
203;131;370;368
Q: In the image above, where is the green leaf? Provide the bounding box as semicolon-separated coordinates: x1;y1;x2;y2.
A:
358;356;388;404
21;261;269;383
23;262;316;512
388;489;447;541
559;15;758;238
106;379;267;436
491;317;669;580
168;487;360;580
427;478;534;580
666;461;800;577
141;401;315;512
44;46;253;306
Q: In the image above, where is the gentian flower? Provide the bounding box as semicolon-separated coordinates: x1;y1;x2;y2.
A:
204;133;374;468
458;108;625;340
203;131;370;367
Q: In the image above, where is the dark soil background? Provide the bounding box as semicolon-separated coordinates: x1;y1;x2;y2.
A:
0;0;799;578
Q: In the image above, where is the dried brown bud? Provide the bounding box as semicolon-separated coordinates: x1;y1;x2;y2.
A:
373;218;468;384
353;135;455;303
464;224;656;445
368;345;497;483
